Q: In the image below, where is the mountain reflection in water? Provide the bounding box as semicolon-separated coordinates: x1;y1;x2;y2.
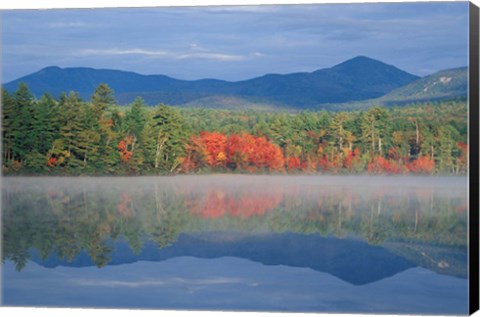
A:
1;175;468;313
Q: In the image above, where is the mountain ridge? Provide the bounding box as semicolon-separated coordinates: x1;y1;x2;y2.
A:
3;56;421;108
323;66;468;111
30;232;416;286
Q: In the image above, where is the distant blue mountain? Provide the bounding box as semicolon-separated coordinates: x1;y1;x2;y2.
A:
31;232;415;286
3;56;420;108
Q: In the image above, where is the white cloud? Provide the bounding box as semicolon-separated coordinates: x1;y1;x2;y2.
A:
79;48;170;57
70;277;253;288
48;21;91;28
79;48;252;62
176;52;245;61
73;279;167;288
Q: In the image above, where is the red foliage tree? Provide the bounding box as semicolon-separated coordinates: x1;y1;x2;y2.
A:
183;131;285;172
343;148;360;171
187;187;283;219
118;136;135;163
368;156;403;174
287;157;301;171
318;154;333;172
179;155;198;173
406;156;435;174
198;131;228;167
116;193;133;218
189;190;228;218
249;136;285;171
226;133;253;170
47;156;57;167
318;153;343;173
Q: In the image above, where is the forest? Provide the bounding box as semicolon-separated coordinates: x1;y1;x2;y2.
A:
1;83;468;175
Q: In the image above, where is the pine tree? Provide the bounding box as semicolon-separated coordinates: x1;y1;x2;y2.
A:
148;104;191;172
11;83;35;163
53;92;85;169
24;93;59;171
91;83;115;119
2;88;16;163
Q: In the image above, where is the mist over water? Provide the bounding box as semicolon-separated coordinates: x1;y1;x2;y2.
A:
1;175;469;313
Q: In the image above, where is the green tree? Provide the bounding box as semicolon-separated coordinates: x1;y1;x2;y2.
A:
147;104;190;172
50;92;86;169
76;104;102;169
361;106;389;155
2;88;16;164
329;112;348;152
124;98;147;139
91;83;115;119
11;83;36;163
24;94;59;171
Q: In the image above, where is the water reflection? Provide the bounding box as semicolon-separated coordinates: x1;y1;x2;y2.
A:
2;176;468;280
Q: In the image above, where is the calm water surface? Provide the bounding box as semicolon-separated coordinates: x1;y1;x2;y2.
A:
1;176;469;314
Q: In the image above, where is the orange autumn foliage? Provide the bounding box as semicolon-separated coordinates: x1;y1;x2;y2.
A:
47;156;57;167
248;135;285;171
187;188;283;219
183;131;284;172
179;154;198;173
197;131;228;167
116;193;133;218
343;148;360;171
406;156;435;174
318;154;334;172
118;136;135;163
287;157;301;171
286;157;317;173
368;156;403;174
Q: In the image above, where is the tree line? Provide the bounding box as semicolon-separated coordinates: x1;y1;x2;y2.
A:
1;83;468;175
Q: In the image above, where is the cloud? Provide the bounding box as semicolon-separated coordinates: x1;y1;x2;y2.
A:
80;48;170;57
202;5;280;13
70;277;255;288
73;279;167;288
48;21;91;28
176;52;245;61
1;2;469;81
79;48;253;61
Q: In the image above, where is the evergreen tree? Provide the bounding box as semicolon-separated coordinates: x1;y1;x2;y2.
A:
148;104;191;172
24;94;59;171
2;88;16;163
91;83;115;119
11;83;35;163
53;92;85;169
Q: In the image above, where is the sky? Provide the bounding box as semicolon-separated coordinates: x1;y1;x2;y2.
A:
0;1;470;83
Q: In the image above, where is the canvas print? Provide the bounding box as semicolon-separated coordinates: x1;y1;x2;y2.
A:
0;1;477;315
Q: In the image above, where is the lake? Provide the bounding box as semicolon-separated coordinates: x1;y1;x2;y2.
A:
1;175;469;314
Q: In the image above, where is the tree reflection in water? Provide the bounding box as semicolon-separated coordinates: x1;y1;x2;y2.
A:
2;176;467;275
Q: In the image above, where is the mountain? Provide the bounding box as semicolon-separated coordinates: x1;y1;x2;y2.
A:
383;241;467;279
3;66;233;105
30;232;415;286
30;232;466;285
326;67;468;110
377;66;467;105
3;56;420;109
